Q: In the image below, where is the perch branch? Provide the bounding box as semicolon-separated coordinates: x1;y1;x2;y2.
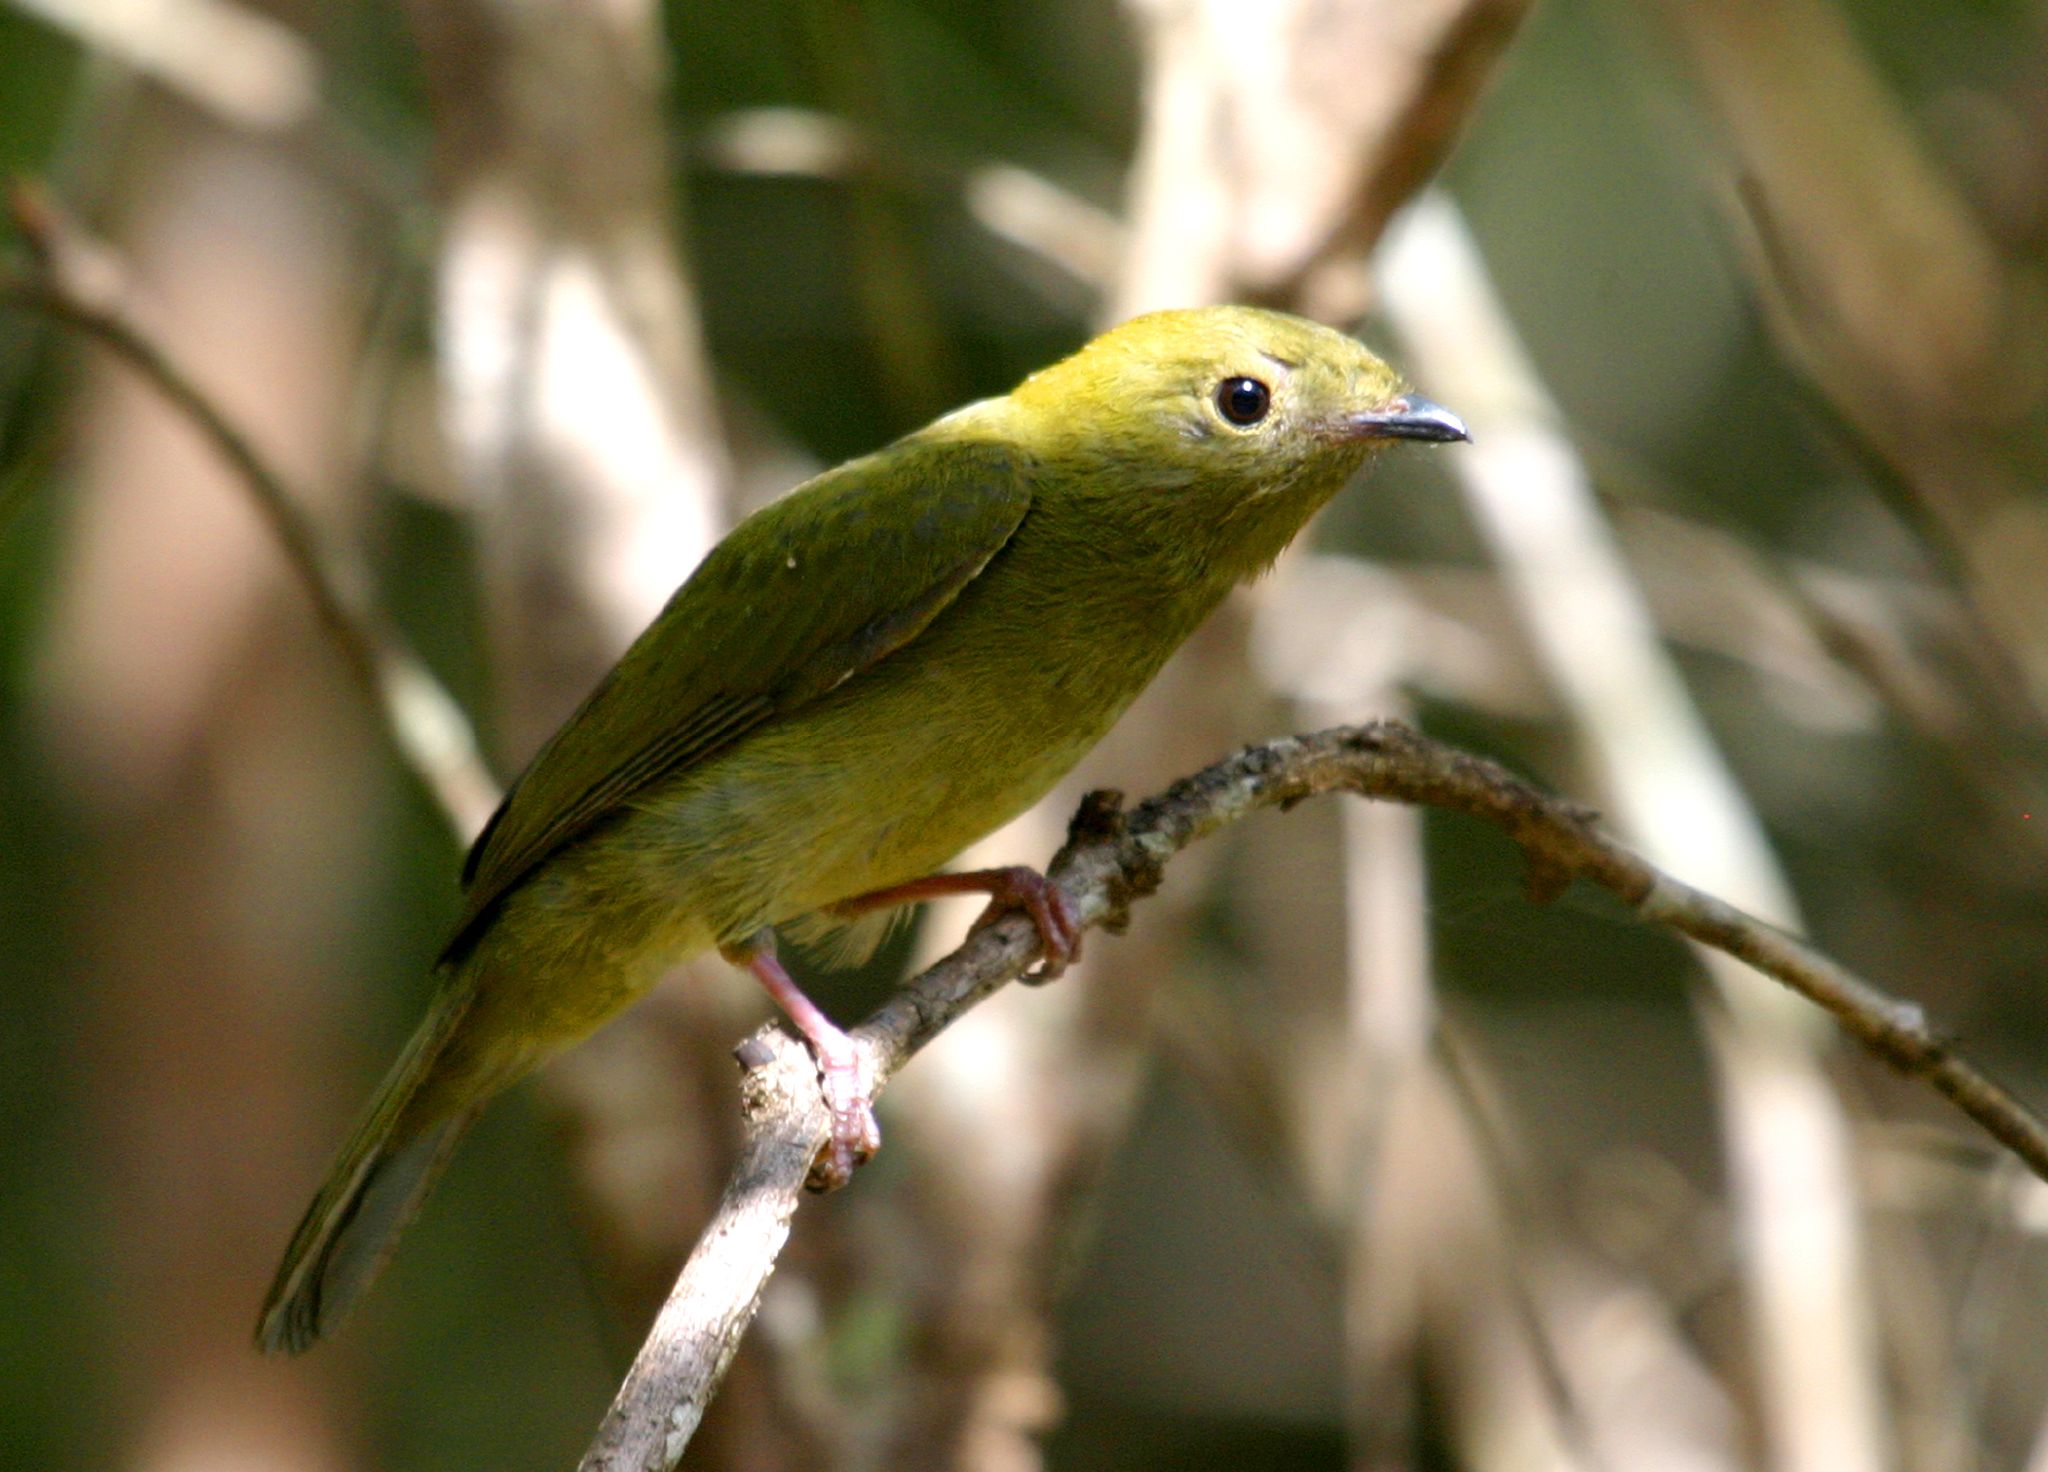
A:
1;189;499;839
579;720;2048;1471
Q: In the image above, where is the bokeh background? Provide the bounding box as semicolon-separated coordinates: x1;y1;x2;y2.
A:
3;1;2048;1469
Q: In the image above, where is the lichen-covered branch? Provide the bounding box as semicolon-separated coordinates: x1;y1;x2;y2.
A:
580;720;2048;1471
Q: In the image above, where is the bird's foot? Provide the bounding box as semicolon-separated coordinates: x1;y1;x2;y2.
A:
726;930;881;1191
964;866;1082;981
830;865;1082;981
804;1030;880;1191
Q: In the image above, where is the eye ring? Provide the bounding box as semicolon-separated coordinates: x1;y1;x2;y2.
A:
1215;376;1271;427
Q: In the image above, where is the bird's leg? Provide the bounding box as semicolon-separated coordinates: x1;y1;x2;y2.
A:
828;866;1082;980
722;928;879;1190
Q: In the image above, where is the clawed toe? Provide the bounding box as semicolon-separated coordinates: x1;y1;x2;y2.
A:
807;1055;880;1192
976;866;1081;981
726;933;883;1191
1020;891;1079;979
828;865;1083;981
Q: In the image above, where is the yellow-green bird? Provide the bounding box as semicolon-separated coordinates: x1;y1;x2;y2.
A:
256;305;1467;1354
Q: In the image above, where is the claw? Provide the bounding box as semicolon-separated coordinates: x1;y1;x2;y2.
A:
833;865;1083;980
725;929;880;1191
809;1053;881;1191
967;866;1081;980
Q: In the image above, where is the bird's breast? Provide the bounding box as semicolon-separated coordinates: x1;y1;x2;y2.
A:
594;510;1231;946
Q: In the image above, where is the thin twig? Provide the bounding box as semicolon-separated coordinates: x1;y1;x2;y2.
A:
0;268;500;841
579;720;2048;1471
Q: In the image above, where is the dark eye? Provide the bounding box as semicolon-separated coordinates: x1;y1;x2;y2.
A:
1216;376;1271;426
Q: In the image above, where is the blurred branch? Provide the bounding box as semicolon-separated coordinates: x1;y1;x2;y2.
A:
1379;190;1891;1472
407;0;728;751
1642;0;2048;723
10;0;318;132
798;0;955;424
1429;1021;1615;1472
694;107;1125;297
1606;496;2048;858
1113;0;1530;317
1279;0;1532;310
401;0;754;1430
580;721;2048;1471
1646;0;2008;420
0;186;499;840
23;105;379;1472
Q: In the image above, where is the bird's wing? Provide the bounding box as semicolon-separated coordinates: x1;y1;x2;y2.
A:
445;437;1035;954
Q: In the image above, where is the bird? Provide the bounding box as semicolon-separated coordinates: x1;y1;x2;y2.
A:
256;304;1468;1354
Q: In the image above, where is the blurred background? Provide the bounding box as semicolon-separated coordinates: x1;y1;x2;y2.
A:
3;0;2048;1469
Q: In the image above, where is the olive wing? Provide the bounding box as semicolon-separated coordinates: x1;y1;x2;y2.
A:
446;438;1034;954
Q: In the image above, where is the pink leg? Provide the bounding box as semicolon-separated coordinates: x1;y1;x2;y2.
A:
722;929;879;1189
829;865;1082;980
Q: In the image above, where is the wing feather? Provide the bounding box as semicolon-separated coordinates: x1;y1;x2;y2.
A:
445;438;1033;955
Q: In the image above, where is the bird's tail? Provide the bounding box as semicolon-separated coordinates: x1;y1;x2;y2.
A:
256;982;477;1355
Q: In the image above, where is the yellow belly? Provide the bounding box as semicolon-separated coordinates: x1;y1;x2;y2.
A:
420;638;1127;1117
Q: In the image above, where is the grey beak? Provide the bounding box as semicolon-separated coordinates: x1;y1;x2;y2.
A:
1347;394;1471;444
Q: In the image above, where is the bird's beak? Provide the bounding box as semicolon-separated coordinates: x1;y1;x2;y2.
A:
1343;394;1471;444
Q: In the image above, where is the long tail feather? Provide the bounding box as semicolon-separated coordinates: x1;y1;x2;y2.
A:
256;984;476;1355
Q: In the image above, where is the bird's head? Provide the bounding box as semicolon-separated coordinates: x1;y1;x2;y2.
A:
1007;305;1466;494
